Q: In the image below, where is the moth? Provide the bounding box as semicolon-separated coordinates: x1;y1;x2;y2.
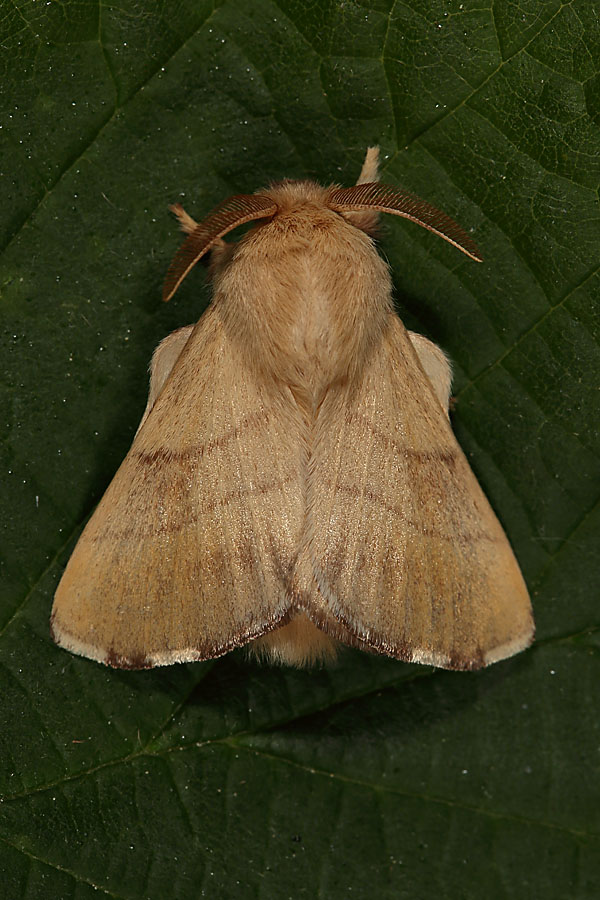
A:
51;147;534;670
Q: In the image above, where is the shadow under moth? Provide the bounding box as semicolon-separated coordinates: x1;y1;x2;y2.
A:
51;147;534;670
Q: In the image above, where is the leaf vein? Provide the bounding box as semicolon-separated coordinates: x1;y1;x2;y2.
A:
233;744;599;842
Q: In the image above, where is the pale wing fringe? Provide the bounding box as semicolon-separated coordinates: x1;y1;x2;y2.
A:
52;308;305;668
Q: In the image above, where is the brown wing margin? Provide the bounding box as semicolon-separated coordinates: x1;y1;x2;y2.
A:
303;315;533;670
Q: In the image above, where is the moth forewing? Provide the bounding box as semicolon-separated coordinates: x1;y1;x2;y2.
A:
51;308;306;667
304;316;533;669
51;147;534;669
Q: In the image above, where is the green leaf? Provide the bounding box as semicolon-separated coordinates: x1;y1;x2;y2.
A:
1;1;598;897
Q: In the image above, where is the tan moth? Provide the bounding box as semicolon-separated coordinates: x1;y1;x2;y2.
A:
51;148;534;670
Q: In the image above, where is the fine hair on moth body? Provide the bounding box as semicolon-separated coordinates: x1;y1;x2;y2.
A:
51;147;534;671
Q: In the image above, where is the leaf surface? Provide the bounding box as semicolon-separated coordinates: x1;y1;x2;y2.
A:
1;1;598;897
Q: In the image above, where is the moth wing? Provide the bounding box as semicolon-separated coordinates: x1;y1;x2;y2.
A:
52;308;304;667
306;316;534;669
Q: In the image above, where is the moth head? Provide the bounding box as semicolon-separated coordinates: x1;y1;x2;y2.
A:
163;148;482;303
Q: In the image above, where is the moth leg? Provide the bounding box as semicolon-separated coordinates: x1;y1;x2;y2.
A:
407;331;452;416
170;203;198;234
346;146;381;233
169;203;232;273
357;146;379;184
137;325;194;432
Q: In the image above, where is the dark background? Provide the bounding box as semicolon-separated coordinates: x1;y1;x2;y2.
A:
1;2;598;897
